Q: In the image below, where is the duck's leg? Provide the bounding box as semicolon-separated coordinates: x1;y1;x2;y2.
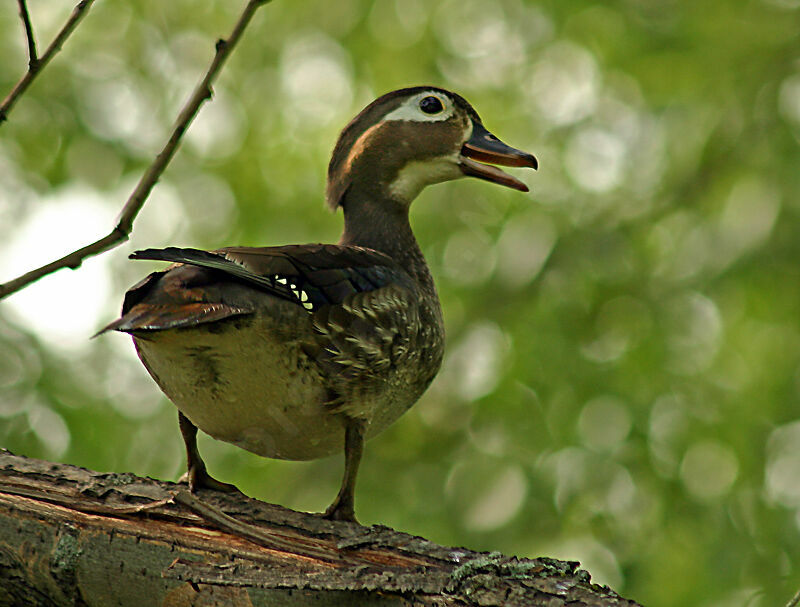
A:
323;417;366;523
178;411;240;493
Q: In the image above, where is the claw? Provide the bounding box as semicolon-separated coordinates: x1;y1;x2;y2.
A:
182;466;242;494
320;500;358;523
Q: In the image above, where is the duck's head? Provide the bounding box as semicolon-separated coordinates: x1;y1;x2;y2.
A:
326;86;538;211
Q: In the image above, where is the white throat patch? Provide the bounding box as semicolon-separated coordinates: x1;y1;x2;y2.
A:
383;90;455;123
387;120;474;201
389;155;464;201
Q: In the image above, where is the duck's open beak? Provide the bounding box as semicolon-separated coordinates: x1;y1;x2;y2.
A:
459;122;538;192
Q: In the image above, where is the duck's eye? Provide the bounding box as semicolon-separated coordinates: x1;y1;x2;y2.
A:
419;96;444;114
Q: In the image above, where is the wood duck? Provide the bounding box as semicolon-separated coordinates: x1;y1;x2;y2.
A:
99;87;537;522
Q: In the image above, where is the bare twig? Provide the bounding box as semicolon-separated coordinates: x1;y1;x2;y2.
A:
787;588;800;607
0;0;273;301
16;0;38;69
1;0;95;124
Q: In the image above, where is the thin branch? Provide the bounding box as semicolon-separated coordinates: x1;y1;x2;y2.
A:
787;588;800;607
0;0;95;125
16;0;38;69
0;0;273;301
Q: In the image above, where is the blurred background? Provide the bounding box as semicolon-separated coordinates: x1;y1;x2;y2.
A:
1;1;799;605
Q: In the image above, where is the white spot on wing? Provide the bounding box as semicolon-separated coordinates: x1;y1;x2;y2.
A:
272;274;314;311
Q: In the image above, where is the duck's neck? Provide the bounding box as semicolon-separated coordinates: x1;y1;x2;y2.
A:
338;188;431;286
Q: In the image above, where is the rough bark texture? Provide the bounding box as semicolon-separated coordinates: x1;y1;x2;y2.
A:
0;450;641;607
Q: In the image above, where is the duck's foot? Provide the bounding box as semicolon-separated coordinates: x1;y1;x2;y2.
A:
320;498;358;523
318;417;365;524
178;410;242;494
180;465;242;494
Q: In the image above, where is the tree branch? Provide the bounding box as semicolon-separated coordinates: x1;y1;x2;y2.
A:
0;450;641;606
16;0;38;69
0;0;94;124
0;0;273;302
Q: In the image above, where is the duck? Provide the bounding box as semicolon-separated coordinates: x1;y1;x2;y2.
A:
99;86;537;522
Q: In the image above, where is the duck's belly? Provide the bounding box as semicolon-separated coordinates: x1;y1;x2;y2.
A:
133;318;345;461
132;311;429;460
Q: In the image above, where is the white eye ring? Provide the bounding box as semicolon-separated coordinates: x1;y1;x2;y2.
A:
383;92;454;123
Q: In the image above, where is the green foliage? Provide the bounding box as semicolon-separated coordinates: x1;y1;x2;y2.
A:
2;1;800;605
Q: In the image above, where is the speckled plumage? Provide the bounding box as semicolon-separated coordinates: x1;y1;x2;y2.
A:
100;86;536;522
111;244;443;460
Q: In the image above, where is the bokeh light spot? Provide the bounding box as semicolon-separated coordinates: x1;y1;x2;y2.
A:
0;186;115;351
680;440;739;501
28;401;71;458
280;33;353;128
443;322;509;402
463;465;527;531
766;421;800;508
442;229;497;286
495;211;557;288
578;396;632;452
664;292;723;376
564;127;627;193
526;42;598;126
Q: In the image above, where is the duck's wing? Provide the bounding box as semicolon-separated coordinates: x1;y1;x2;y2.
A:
97;243;415;338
